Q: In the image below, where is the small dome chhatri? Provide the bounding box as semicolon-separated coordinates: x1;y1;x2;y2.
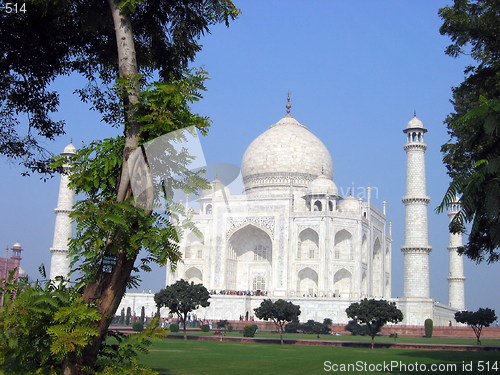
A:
338;195;360;213
62;142;77;155
406;111;425;130
307;174;338;196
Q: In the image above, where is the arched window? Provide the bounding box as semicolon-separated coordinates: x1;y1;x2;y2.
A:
253;244;267;261
334;268;352;298
297;267;318;296
185;267;203;284
252;275;266;291
313;200;322;211
328;200;334;211
185;231;204;259
206;204;212;215
334;230;353;260
372;238;383;297
362;234;368;263
298;229;319;259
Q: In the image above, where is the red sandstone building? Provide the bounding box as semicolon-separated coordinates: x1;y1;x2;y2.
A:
0;242;26;281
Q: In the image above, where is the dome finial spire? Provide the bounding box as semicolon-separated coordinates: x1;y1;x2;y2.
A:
285;91;292;117
413;109;417;118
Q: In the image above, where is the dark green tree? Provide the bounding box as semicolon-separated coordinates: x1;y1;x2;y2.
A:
154;279;210;340
455;308;497;345
323;318;332;334
301;320;325;339
125;307;131;326
0;1;238;373
140;306;145;325
217;319;229;335
254;299;301;344
345;299;403;349
284;320;301;333
345;320;370;336
119;308;125;325
437;0;500;263
424;318;433;338
0;0;239;174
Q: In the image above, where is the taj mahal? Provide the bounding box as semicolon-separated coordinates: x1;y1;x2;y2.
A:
49;98;465;326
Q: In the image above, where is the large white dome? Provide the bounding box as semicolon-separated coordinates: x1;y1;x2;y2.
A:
241;114;333;195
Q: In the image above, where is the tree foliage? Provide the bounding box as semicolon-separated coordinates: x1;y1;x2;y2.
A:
437;0;500;263
0;274;97;374
300;319;330;339
344;320;370;336
455;307;497;345
154;279;210;340
0;0;239;173
0;0;239;373
0;271;165;375
254;299;301;344
217;319;229;335
345;299;403;349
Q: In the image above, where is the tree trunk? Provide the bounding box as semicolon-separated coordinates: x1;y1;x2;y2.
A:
62;2;142;374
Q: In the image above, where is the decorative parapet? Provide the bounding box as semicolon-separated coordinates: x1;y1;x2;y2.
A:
402;196;430;204
400;246;432;254
54;209;72;214
447;276;466;281
403;143;427;151
243;172;316;190
50;248;70;255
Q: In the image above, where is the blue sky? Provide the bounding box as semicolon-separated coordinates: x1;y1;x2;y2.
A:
0;1;498;317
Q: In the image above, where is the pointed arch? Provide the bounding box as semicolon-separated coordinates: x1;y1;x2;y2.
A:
372;237;383;297
334;229;353;260
361;270;368;298
298;228;319;259
313;200;322;211
297;267;318;296
333;268;352;298
185;267;203;284
362;234;368;263
185;231;204;259
205;204;212;214
226;224;272;290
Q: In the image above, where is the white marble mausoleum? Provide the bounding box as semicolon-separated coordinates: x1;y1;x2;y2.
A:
50;99;464;326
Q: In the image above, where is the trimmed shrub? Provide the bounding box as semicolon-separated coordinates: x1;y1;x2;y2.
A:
345;320;370;336
285;320;301;333
140;306;145;325
227;324;233;332
425;318;433;338
119;308;125;325
169;323;180;332
201;324;210;332
301;320;325;338
132;322;144;332
125;307;131;326
243;324;258;337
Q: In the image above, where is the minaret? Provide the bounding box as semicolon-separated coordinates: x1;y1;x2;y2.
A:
49;143;76;281
401;115;432;299
448;199;466;310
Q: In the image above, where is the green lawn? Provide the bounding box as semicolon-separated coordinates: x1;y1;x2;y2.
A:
171;330;500;346
142;339;500;375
